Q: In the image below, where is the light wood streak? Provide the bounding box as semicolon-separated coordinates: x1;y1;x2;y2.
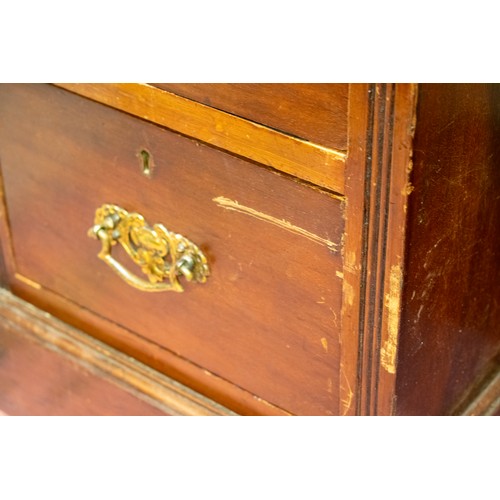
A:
15;273;41;290
213;196;338;251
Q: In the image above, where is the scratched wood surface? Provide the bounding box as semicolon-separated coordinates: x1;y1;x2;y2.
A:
0;84;344;415
152;83;349;151
340;84;417;415
395;84;500;415
2;83;496;416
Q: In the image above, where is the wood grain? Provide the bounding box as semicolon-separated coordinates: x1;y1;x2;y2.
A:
3;83;496;417
0;289;234;416
0;293;166;415
340;83;417;415
152;83;349;151
54;83;346;194
395;84;500;415
0;83;344;416
10;278;291;416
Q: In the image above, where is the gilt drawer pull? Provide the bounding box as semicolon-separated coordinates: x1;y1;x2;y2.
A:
88;204;209;292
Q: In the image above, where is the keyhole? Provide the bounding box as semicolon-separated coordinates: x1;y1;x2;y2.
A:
139;149;153;178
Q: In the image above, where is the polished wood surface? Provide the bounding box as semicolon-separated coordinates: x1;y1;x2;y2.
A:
0;84;344;415
56;83;346;193
395;84;500;415
152;83;348;151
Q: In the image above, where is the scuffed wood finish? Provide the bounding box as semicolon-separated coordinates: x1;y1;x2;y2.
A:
340;84;417;415
0;289;235;416
152;83;349;151
395;84;500;415
55;83;346;194
0;84;344;416
1;83;498;416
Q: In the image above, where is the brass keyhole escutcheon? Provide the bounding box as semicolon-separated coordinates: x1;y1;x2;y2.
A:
139;149;153;178
88;204;210;292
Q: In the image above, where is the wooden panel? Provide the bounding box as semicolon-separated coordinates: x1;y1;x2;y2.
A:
0;83;344;415
0;328;165;416
152;83;348;151
395;84;500;415
9;279;290;416
0;289;234;416
0;297;167;416
55;83;346;194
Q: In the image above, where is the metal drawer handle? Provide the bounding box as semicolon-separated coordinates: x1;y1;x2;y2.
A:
88;204;209;292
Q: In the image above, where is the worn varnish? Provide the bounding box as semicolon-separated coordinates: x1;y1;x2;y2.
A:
0;83;498;416
0;84;344;416
152;83;349;151
395;84;500;415
340;84;417;416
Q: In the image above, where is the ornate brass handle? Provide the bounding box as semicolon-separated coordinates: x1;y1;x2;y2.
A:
88;204;209;292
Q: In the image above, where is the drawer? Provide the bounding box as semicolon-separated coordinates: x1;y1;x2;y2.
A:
0;84;344;415
151;84;349;151
55;84;347;194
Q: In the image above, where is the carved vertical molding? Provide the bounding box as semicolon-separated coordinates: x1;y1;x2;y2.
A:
341;83;417;415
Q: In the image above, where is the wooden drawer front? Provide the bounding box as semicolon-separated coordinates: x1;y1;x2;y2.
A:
152;83;348;152
55;84;346;194
0;84;344;415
